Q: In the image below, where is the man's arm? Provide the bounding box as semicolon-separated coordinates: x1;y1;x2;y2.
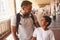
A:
11;15;18;40
32;14;40;27
31;36;36;40
11;26;18;40
31;28;37;40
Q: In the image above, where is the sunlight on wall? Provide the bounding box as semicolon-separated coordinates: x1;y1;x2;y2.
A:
0;0;15;21
16;0;24;13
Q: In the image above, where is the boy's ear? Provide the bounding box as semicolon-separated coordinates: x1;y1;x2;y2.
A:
46;22;48;25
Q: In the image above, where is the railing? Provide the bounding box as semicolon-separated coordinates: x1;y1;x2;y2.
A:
0;19;11;39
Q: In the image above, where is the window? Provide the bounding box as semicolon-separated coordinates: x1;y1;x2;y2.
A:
0;0;15;39
0;0;15;21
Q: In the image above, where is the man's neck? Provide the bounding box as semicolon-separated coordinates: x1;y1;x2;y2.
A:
20;10;25;15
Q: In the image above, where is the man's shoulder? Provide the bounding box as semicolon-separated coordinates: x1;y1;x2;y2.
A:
31;13;37;20
11;15;16;26
11;15;16;19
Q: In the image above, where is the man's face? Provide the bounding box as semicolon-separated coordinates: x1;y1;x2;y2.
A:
23;4;32;14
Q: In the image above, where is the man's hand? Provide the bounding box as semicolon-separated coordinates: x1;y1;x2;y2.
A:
11;26;18;40
31;36;36;40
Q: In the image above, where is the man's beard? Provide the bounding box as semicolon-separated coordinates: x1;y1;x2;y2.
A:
23;13;30;18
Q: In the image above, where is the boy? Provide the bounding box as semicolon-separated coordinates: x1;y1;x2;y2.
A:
31;16;55;40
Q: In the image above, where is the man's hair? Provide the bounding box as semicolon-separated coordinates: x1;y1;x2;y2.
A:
21;1;32;7
43;16;51;26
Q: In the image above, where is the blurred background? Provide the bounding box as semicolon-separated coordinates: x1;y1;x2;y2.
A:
0;0;60;40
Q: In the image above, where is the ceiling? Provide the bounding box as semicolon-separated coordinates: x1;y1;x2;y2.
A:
34;0;51;4
29;0;54;4
29;0;58;7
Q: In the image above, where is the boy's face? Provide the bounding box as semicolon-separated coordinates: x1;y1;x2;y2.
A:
40;17;48;27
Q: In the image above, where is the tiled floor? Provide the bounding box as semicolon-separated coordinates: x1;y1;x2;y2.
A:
6;34;14;40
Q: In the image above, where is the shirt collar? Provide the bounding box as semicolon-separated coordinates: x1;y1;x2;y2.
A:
20;11;32;17
20;11;23;15
40;27;45;31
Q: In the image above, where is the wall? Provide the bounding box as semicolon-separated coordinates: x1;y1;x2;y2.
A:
0;19;11;39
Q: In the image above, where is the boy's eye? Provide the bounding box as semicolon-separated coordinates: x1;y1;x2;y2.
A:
40;18;46;21
41;19;44;21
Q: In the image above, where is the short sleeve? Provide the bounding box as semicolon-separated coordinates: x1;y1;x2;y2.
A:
50;30;55;40
33;28;37;37
11;15;16;26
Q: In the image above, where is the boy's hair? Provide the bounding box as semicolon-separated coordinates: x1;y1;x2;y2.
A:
21;1;32;7
43;16;51;26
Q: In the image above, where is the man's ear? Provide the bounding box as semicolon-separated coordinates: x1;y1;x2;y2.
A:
22;6;25;10
22;7;24;10
22;6;26;10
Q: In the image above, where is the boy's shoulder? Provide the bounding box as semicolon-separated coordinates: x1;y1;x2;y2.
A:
35;27;42;31
47;29;54;34
49;29;54;33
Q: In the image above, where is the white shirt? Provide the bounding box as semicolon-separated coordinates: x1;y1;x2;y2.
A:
11;12;35;40
33;27;55;40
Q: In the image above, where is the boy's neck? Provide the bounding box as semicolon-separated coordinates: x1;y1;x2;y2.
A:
42;26;48;31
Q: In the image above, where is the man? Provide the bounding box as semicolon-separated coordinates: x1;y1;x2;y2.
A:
11;1;37;40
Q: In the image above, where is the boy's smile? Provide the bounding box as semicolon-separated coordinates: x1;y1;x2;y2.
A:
40;17;48;30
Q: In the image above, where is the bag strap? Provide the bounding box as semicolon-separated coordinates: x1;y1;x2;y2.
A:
31;13;36;26
16;13;21;33
16;13;40;33
31;13;40;27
